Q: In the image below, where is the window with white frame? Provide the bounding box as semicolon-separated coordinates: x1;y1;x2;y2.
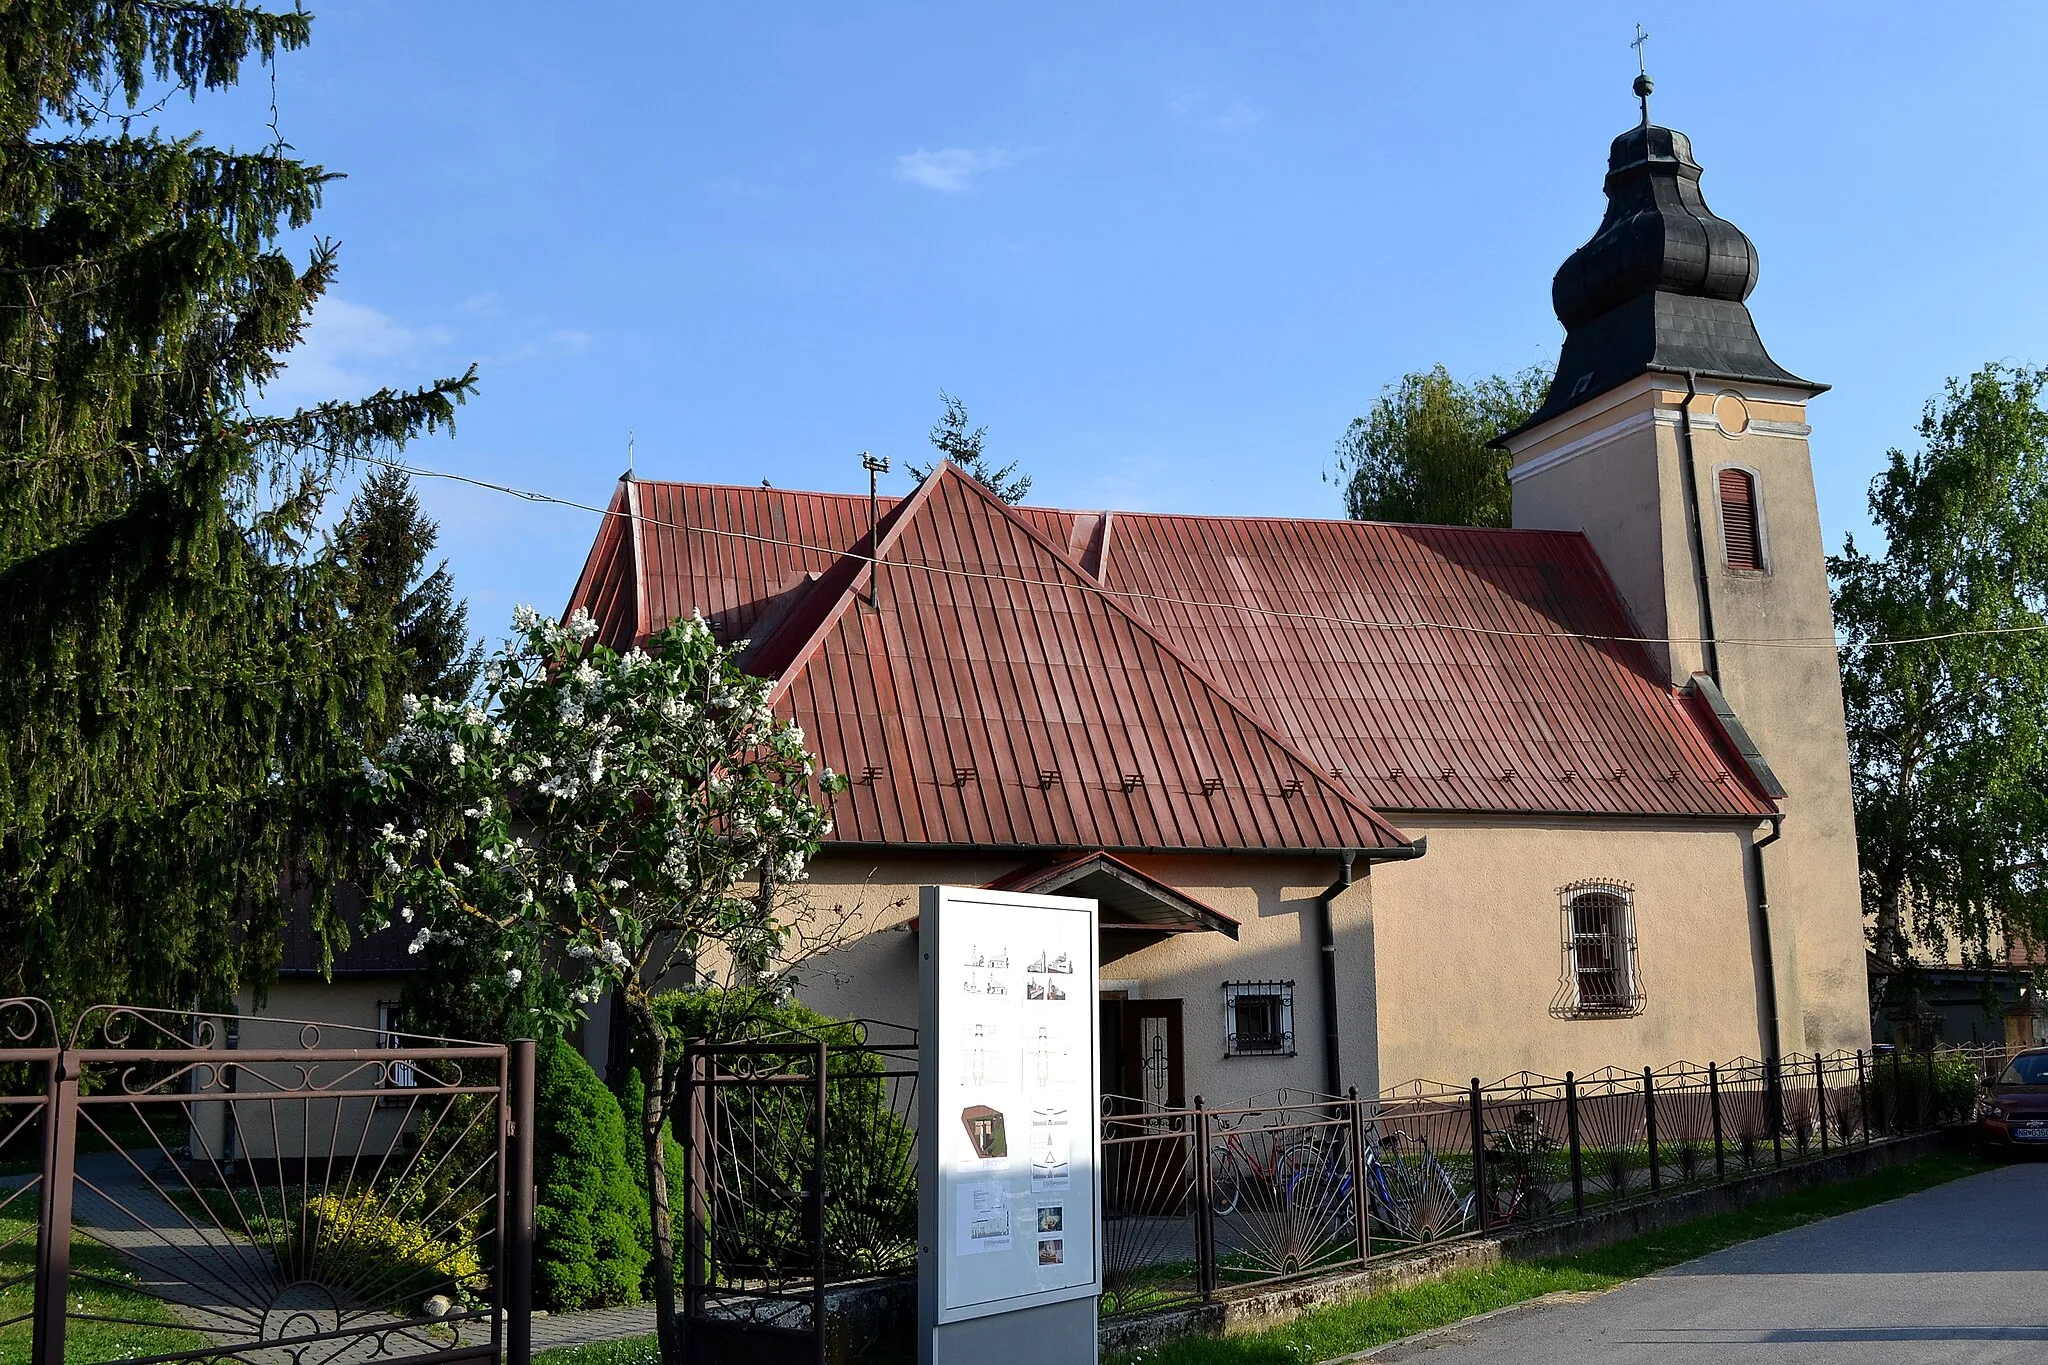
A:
1551;882;1644;1018
377;1000;416;1100
1223;981;1295;1057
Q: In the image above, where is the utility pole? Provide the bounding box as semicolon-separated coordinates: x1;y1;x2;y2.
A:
861;451;890;609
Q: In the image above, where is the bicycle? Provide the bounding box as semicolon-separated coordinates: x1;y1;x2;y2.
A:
1475;1108;1557;1225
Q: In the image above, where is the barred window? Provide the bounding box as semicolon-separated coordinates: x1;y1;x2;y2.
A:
1552;883;1644;1018
1223;981;1294;1057
1718;467;1765;572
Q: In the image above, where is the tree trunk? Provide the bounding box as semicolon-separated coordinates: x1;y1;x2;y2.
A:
627;987;680;1364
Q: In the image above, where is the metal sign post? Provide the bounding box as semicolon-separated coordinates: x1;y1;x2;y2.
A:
918;886;1101;1365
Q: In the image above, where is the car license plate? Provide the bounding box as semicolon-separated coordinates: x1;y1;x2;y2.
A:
2015;1121;2048;1142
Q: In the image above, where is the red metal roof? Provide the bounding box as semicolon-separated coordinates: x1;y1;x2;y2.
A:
565;467;1775;837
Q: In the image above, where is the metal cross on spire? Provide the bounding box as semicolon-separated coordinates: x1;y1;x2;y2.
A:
1631;25;1654;125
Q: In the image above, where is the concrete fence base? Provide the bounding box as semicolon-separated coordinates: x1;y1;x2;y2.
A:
1097;1128;1960;1356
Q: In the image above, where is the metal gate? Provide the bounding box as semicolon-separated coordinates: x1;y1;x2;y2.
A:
0;997;534;1365
679;1024;917;1365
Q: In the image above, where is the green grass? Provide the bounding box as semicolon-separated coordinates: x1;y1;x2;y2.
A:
1107;1150;1992;1365
536;1336;662;1365
0;1213;207;1363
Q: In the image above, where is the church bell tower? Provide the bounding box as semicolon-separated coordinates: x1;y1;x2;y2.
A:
1500;71;1870;1056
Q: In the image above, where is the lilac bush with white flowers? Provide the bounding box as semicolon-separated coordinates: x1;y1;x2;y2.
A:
356;604;843;1355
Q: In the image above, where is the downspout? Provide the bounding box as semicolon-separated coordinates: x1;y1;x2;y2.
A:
1676;369;1722;684
1751;815;1785;1065
1315;852;1355;1099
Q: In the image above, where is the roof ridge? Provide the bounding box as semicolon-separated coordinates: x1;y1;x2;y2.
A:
615;476;1594;540
762;463;950;707
938;466;1416;851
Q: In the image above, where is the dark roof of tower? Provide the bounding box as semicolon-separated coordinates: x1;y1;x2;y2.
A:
1506;92;1822;439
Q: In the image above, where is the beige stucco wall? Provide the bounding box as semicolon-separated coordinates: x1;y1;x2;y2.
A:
1368;816;1769;1086
1508;377;1871;1059
187;976;417;1161
789;850;1371;1109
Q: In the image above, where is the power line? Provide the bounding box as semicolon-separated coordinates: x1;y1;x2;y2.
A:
380;457;2048;657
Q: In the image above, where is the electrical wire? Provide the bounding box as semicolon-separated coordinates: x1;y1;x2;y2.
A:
378;457;2048;657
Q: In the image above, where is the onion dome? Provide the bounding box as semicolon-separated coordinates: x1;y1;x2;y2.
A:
1506;79;1821;440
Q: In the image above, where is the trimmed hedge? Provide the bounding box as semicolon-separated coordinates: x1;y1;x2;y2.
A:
652;989;916;1276
535;1037;649;1310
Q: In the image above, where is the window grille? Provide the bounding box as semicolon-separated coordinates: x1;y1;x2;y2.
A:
377;1001;416;1102
1718;467;1764;571
1223;981;1295;1057
1550;882;1644;1018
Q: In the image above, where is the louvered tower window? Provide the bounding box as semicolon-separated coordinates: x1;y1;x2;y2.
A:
1718;467;1764;571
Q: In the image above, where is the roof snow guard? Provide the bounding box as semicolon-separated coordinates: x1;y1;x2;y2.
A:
565;465;1777;845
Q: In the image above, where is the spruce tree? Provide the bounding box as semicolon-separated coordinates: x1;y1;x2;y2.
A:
333;467;482;710
0;4;478;1014
907;390;1031;503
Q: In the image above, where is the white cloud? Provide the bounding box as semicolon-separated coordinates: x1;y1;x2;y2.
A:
265;297;454;405
1169;92;1266;133
459;291;503;316
893;146;1015;194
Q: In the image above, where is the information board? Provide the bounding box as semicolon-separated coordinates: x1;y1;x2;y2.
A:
918;885;1101;1325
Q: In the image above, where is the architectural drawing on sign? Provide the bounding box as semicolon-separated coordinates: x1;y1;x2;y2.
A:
1026;980;1066;1001
1027;951;1073;975
1031;1107;1070;1184
963;946;1010;969
966;1025;988;1087
983;975;1007;996
961;1104;1009;1159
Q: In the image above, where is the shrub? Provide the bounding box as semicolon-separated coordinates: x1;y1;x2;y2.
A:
291;1187;484;1313
652;989;917;1276
535;1037;649;1310
1867;1049;1983;1128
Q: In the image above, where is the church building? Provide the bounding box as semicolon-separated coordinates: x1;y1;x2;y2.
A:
565;84;1870;1104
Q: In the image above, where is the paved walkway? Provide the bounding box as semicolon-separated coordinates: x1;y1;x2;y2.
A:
531;1302;659;1351
1361;1161;2048;1364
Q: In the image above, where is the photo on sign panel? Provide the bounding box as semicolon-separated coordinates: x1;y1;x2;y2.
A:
961;1104;1008;1159
1037;1205;1063;1233
1038;1238;1064;1265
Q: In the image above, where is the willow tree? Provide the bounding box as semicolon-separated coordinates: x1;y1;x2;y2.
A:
0;3;477;1014
1832;364;2048;991
1331;365;1547;527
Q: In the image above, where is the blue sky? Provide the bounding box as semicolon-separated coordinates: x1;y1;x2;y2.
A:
195;2;2048;635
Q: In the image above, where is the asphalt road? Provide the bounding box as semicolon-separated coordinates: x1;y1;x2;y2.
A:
1369;1161;2048;1365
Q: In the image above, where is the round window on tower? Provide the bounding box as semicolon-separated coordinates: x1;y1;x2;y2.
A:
1712;391;1751;438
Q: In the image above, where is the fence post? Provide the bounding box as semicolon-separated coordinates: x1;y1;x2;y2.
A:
1565;1072;1584;1218
1856;1050;1869;1145
1709;1062;1725;1181
1924;1047;1937;1126
1642;1068;1660;1195
1814;1052;1829;1153
1768;1057;1784;1166
1889;1047;1903;1134
811;1038;829;1355
1468;1079;1489;1232
31;1052;77;1365
506;1039;536;1365
684;1047;711;1324
1193;1097;1216;1301
1348;1087;1371;1263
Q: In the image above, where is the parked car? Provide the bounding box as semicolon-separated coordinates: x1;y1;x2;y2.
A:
1978;1047;2048;1154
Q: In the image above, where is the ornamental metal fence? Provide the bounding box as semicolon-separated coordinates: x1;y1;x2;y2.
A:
0;996;534;1365
1097;1043;2006;1320
670;1030;2004;1341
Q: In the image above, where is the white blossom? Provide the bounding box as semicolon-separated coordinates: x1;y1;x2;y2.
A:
505;968;523;988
